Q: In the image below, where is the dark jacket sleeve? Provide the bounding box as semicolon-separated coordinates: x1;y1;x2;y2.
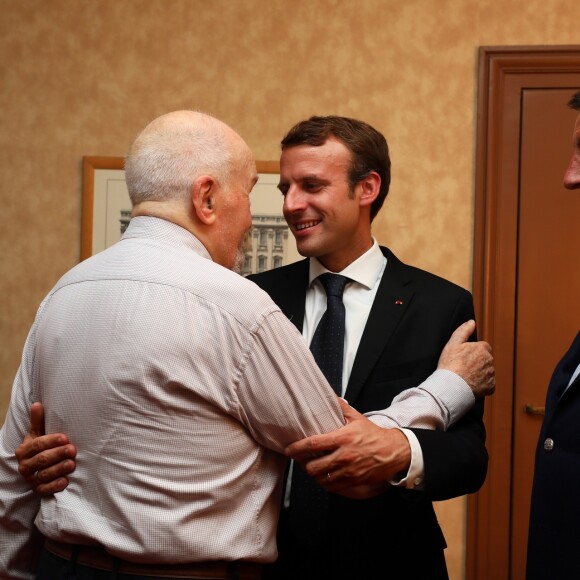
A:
410;290;488;500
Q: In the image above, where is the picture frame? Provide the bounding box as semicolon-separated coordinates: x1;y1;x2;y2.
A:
81;156;301;274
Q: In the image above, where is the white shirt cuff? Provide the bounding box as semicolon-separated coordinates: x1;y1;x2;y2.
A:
388;428;424;489
422;369;475;425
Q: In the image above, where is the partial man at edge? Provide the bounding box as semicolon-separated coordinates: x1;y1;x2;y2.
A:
525;90;580;580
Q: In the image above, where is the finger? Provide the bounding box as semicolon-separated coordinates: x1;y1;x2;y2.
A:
445;320;476;346
285;432;337;460
16;433;72;463
29;402;46;438
474;340;492;353
336;398;365;424
18;441;76;477
286;401;365;458
35;476;72;497
309;446;371;482
284;436;313;460
314;467;365;492
303;450;339;477
32;457;76;487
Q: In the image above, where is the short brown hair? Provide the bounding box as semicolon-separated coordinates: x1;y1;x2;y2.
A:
281;116;391;221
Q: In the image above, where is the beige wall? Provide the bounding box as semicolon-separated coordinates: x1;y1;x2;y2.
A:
1;1;578;577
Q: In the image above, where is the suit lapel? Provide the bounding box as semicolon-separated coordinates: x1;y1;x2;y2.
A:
543;331;580;421
550;332;580;393
561;373;580;399
345;248;415;403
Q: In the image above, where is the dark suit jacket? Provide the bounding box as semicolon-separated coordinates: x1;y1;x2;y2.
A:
249;247;487;578
526;331;580;580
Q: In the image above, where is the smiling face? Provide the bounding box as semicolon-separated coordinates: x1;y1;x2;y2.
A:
563;115;580;190
279;138;376;272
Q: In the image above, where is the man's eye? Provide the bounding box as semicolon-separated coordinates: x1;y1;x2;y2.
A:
278;186;288;197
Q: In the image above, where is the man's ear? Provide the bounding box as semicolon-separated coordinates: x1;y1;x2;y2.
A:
192;176;217;225
358;171;381;209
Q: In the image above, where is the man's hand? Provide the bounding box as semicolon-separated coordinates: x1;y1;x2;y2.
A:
286;398;411;499
16;402;76;496
438;320;495;398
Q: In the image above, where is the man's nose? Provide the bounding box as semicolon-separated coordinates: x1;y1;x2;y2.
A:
283;186;307;213
563;152;580;190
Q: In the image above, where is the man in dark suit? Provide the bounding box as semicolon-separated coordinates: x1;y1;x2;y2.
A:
526;91;580;580
246;116;488;579
15;115;493;579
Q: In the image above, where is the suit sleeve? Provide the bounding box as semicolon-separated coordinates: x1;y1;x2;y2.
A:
409;291;488;500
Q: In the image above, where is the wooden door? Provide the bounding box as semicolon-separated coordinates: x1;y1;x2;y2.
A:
467;47;580;580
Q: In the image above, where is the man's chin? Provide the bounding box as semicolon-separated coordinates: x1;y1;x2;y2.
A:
295;240;319;258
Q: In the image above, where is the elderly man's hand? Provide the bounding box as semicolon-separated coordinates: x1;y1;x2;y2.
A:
437;320;496;398
286;399;411;497
16;402;76;496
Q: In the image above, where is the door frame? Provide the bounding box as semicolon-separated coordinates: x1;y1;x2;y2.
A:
467;45;580;579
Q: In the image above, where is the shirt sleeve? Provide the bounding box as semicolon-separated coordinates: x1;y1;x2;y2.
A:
234;309;346;453
364;369;474;430
363;369;475;490
0;307;45;579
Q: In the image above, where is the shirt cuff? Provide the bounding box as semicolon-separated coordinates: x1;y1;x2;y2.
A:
388;428;424;489
423;369;475;425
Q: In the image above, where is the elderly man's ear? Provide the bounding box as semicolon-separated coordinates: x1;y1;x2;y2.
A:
192;176;217;225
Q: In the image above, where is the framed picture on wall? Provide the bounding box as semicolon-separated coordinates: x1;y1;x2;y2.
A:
81;156;301;275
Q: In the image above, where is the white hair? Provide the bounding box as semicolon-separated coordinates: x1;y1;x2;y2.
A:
124;111;244;205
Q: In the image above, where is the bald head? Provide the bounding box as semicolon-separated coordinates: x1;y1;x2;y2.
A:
123;111;257;271
124;110;254;206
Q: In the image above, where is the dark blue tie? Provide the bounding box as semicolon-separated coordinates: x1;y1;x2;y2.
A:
309;273;351;395
288;273;350;547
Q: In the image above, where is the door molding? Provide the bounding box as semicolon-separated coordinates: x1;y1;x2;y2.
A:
468;45;580;579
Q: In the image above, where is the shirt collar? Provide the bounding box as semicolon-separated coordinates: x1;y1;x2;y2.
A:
124;216;212;261
308;239;386;290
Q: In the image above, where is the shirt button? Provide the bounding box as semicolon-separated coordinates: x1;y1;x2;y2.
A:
543;438;554;452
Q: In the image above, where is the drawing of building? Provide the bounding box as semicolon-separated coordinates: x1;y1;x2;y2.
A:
242;214;292;276
120;210;131;235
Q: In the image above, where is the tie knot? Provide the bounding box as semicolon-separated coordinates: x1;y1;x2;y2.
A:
317;273;350;298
